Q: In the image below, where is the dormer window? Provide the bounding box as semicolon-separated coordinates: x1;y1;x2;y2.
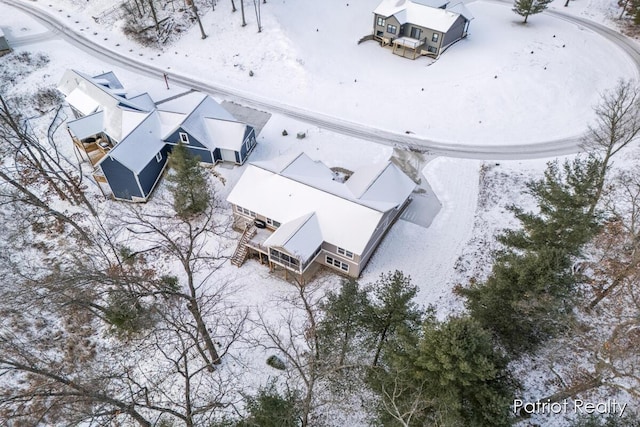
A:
179;132;189;144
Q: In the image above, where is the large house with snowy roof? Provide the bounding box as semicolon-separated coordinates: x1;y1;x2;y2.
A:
58;69;257;202
227;153;415;280
373;0;473;59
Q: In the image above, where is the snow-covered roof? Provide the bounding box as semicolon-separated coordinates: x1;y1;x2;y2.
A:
374;0;471;33
227;153;415;255
176;95;237;149
65;87;101;116
264;213;323;262
67;110;104;139
204;118;247;151
92;71;124;90
447;2;474;21
99;111;165;174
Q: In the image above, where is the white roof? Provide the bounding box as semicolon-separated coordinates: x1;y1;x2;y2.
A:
227;153;415;255
265;213;323;261
374;0;470;33
99;111;165;174
204;118;247;151
67;111;104;139
447;2;474;21
65;87;100;116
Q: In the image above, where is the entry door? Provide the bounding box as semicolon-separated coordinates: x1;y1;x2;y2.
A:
410;27;421;39
221;148;237;163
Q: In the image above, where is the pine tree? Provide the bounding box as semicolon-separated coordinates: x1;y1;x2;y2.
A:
500;157;602;256
370;316;516;427
365;271;423;367
513;0;553;23
416;316;516;427
460;247;575;354
166;143;210;219
317;279;371;366
237;381;300;427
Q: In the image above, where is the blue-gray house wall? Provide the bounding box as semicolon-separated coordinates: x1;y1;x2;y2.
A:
238;127;257;164
165;127;214;163
138;145;171;196
100;157;143;200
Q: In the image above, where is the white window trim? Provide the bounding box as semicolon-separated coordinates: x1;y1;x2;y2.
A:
432;33;439;43
325;256;349;273
179;132;190;144
336;247;354;260
377;17;385;27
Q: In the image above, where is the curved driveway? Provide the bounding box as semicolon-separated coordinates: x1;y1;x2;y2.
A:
3;0;640;159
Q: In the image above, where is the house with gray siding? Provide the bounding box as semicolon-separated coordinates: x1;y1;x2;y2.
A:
227;153;416;281
373;0;473;59
58;69;257;202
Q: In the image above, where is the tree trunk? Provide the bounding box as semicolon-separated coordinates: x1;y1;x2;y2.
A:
240;0;246;26
230;0;237;12
191;4;207;39
372;325;390;367
148;0;160;32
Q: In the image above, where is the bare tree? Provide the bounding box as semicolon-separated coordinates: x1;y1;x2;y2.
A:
253;280;326;427
582;80;640;214
120;188;232;369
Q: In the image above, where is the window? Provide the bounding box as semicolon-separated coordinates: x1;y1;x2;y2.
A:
155;152;163;162
427;45;437;53
376;30;384;37
377;16;385;27
337;247;354;259
432;33;439;42
325;256;349;273
266;218;281;228
245;137;252;152
410;27;421;39
387;24;397;35
237;206;256;218
179;132;189;144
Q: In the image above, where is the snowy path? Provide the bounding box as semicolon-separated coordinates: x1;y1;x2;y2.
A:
2;0;639;159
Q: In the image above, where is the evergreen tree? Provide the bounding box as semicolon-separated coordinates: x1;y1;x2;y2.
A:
317;279;371;366
370;316;516;427
460;247;575;354
365;271;423;367
166;143;210;218
460;157;602;354
513;0;553;23
500;157;602;256
237;381;300;427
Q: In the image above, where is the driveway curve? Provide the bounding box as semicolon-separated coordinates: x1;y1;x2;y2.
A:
2;0;639;159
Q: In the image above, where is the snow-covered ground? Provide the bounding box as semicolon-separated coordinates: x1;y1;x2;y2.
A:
2;0;640;423
2;0;637;145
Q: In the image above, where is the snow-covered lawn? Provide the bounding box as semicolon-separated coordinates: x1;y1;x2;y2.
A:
2;0;637;146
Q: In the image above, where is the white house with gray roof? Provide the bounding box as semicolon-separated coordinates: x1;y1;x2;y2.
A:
58;69;257;201
373;0;473;59
227;153;416;280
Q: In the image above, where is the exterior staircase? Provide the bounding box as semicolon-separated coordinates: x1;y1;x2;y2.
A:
231;223;257;267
